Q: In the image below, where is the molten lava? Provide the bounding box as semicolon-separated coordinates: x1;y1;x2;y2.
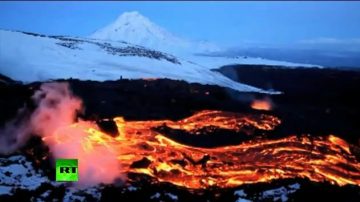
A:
43;110;360;189
251;99;272;111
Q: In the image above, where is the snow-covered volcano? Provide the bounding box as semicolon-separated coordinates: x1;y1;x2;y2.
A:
90;11;320;69
0;30;268;93
0;11;318;93
90;11;220;54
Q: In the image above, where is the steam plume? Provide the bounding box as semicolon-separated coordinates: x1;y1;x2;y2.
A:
0;82;122;187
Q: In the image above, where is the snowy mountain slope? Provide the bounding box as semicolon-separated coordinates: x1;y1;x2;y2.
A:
90;11;320;68
187;55;321;70
0;30;270;93
90;11;220;54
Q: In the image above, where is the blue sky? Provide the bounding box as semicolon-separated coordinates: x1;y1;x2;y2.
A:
0;1;359;49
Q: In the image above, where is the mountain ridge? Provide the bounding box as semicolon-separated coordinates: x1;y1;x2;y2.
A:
90;11;221;54
0;29;273;94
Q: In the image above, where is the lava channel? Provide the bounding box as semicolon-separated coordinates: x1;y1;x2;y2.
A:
43;110;360;189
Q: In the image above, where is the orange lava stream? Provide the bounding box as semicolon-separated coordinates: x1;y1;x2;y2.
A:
45;110;360;189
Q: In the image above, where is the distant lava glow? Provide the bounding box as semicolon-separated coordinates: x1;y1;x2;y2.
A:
251;98;272;111
41;110;360;189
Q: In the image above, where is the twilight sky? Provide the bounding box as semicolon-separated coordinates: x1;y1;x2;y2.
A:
0;1;360;51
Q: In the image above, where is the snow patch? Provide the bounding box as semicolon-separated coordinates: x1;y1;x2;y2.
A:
150;192;161;199
63;187;102;202
0;155;49;195
260;183;301;202
165;192;178;201
234;189;247;197
0;186;12;195
234;189;252;202
127;186;137;191
149;192;178;201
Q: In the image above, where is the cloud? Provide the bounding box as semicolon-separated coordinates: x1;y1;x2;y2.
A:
297;37;360;53
299;37;360;45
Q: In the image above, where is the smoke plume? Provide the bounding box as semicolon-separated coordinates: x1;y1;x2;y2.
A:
0;82;122;187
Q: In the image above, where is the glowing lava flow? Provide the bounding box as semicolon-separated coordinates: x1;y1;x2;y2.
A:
44;110;360;189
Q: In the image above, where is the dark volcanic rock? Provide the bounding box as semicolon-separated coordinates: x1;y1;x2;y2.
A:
130;157;152;169
66;78;256;121
216;65;360;145
96;119;119;137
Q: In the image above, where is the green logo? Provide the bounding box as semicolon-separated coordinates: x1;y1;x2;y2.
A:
56;159;78;182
